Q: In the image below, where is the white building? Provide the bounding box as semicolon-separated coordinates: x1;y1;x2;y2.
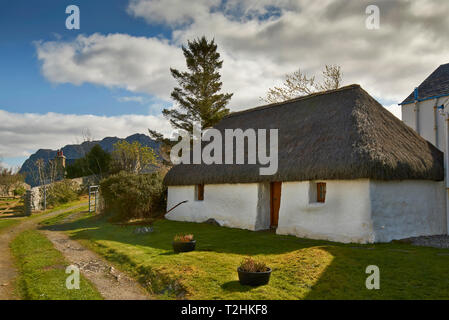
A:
165;84;446;243
401;63;449;235
400;63;449;152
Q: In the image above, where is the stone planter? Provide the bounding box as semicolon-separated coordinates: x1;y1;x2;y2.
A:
237;267;272;286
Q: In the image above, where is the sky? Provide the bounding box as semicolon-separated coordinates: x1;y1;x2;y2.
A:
1;0;448;169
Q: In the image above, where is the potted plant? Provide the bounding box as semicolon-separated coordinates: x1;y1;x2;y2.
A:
237;257;272;286
172;234;196;253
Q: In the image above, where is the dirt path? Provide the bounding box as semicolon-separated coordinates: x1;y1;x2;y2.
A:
0;203;151;300
41;229;150;300
0;203;87;300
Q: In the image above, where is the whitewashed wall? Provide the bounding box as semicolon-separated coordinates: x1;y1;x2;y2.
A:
167;179;446;244
370;180;446;242
276;180;374;243
166;183;262;230
402;98;445;152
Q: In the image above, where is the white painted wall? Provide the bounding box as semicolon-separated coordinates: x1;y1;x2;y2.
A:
402;99;448;239
370;180;446;242
167;179;446;244
402;98;445;151
166;183;262;230
276;180;374;243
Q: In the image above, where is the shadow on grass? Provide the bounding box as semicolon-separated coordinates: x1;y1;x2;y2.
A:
303;243;449;300
221;281;253;293
42;213;329;255
40;212;449;299
0;214;26;219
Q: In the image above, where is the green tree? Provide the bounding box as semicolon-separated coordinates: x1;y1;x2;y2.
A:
85;145;111;176
66;145;111;179
111;141;158;174
149;36;233;145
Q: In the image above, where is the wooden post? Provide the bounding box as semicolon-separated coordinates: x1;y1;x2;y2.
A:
24;190;32;216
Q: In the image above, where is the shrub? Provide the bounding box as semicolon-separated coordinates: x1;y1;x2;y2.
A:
100;171;166;222
13;186;26;196
173;234;194;242
239;258;269;273
46;180;79;207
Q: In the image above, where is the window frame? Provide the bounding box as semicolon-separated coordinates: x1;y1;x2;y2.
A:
316;182;326;203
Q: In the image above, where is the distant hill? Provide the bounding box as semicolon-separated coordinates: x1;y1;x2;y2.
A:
20;133;160;187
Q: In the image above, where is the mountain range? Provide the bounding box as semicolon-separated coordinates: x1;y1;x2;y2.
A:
20;133;159;187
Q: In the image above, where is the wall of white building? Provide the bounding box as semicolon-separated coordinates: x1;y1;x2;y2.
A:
166;183;263;230
370;180;447;242
402;98;445;152
166;179;446;243
276;179;374;243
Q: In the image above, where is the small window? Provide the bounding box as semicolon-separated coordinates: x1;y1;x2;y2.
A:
195;184;204;201
317;182;326;203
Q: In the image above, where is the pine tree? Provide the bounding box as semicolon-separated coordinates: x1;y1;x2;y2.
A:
149;36;233;144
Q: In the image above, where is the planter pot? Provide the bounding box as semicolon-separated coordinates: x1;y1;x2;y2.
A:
237;267;272;286
172;240;196;253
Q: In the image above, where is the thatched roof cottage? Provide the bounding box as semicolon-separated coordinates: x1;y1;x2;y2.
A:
164;84;446;243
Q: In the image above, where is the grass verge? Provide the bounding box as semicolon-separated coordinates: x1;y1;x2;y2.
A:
10;230;103;300
43;210;449;300
0;219;21;233
39;205;89;227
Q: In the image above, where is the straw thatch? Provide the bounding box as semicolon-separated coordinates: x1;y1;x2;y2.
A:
165;84;443;186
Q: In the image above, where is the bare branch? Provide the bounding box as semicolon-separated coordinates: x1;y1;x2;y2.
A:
261;64;343;103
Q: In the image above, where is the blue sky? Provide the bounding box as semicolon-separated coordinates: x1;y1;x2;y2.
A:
1;0;448;169
0;0;170;117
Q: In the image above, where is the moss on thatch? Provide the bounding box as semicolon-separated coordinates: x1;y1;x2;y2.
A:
165;85;443;186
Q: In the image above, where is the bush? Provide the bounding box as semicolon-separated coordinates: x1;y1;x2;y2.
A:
239;258;269;273
100;171;166;222
46;180;79;207
13;186;26;196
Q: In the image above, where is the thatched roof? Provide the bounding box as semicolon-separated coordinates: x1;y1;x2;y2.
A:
165;84;444;186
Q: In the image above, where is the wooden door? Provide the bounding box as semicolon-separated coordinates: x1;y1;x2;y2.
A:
270;182;282;228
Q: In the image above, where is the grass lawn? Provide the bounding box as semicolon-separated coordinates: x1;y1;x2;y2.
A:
43;211;449;300
0;196;88;233
28;195;89;220
10;230;103;300
0;219;21;232
39;205;89;227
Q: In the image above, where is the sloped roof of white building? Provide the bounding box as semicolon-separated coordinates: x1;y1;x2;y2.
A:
401;63;449;105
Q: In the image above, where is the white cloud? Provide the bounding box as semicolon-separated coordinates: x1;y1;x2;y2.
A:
0;109;171;159
34;0;449;112
383;104;402;120
127;0;220;26
116;96;146;103
35;33;185;101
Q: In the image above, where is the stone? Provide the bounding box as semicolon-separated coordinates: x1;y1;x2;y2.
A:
400;235;449;249
133;226;154;234
203;218;221;226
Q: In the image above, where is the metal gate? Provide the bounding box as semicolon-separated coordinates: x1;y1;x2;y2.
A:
88;185;99;213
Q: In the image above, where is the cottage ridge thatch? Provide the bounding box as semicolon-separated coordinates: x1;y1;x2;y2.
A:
165;84;444;186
